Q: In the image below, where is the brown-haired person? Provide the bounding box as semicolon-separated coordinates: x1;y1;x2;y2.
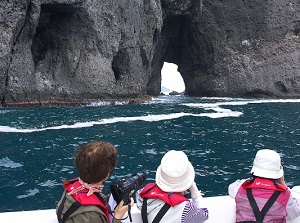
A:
56;141;134;223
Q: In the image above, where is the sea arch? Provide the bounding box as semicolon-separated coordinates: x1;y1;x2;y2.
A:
146;1;214;97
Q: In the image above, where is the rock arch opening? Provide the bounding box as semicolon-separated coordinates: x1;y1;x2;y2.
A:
161;62;185;95
146;15;188;96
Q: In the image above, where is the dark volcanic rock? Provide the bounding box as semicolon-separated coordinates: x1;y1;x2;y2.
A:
160;0;300;98
1;0;300;105
1;0;163;104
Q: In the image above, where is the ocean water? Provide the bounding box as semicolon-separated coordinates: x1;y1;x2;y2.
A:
0;95;299;212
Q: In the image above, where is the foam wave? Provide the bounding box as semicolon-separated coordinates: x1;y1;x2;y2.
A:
200;97;300;103
39;180;61;187
0;110;12;114
88;100;131;106
183;98;300;107
182;102;246;115
2;98;296;133
182;98;300;114
17;188;39;199
0;157;23;168
217;98;300;106
0;111;242;133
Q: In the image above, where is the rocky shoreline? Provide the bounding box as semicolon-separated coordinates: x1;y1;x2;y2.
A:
1;96;154;108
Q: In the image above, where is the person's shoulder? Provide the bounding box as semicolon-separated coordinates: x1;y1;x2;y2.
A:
228;179;246;198
229;179;246;187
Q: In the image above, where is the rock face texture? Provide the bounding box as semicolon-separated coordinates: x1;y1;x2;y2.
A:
1;0;300;104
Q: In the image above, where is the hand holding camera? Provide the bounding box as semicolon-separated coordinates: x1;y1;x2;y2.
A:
113;198;135;220
110;173;146;222
110;173;146;205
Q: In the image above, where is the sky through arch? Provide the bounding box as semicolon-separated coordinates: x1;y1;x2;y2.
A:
161;62;185;94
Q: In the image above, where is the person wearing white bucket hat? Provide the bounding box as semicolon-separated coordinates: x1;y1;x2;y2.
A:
228;149;300;223
136;150;209;223
250;149;284;179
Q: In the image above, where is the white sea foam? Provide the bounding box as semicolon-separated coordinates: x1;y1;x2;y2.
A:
39;180;60;187
88;101;129;106
284;165;300;170
200;97;300;105
88;100;137;106
17;188;39;199
182;98;300;119
182;102;244;118
198;111;243;118
0;157;23;168
0;110;12;114
0;111;242;133
0;98;298;133
182;99;299;109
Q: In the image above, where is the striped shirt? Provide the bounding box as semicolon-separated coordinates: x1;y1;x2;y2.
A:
136;189;208;223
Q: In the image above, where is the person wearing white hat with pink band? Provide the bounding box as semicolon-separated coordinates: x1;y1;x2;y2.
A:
136;150;209;223
228;149;300;222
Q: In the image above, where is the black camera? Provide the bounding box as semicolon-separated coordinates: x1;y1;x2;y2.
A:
110;173;146;205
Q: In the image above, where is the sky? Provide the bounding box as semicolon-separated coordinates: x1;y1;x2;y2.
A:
161;62;185;93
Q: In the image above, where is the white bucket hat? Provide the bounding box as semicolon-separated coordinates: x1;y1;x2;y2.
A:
250;149;283;179
156;150;195;192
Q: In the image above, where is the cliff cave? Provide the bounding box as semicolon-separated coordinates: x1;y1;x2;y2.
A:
1;0;300;105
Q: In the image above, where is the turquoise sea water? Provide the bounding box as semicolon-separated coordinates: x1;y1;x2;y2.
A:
0;96;300;212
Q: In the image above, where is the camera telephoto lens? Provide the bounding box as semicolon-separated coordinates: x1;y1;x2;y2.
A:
127;173;146;188
110;173;147;204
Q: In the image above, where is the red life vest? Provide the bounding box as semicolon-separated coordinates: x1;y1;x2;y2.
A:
63;178;110;223
242;177;287;191
235;177;290;223
139;183;188;206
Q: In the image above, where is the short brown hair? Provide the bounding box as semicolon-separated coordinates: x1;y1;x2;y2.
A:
75;141;117;184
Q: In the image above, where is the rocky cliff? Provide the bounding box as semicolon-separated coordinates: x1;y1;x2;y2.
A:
1;0;300;105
